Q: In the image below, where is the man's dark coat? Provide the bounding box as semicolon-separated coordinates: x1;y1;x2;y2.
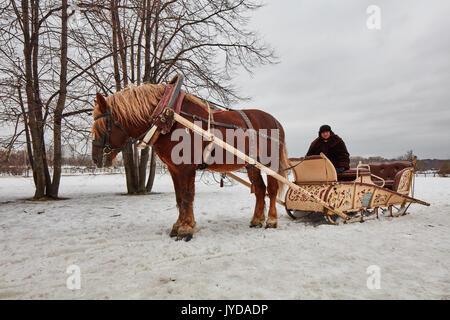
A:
306;131;350;169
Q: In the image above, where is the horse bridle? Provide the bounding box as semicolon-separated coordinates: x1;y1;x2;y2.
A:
92;107;135;154
92;74;185;155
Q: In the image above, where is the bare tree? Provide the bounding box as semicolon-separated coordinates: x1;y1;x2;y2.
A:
1;0;275;197
76;0;276;194
0;0;66;198
1;0;105;198
438;161;450;177
398;150;415;162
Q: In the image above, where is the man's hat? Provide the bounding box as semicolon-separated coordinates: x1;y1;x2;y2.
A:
319;124;331;133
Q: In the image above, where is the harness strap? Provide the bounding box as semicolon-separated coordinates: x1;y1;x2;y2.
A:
236;110;257;159
202;101;215;166
179;111;283;145
180;111;238;129
137;76;186;148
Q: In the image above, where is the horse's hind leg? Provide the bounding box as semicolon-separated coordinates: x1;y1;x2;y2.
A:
246;166;266;228
266;175;279;228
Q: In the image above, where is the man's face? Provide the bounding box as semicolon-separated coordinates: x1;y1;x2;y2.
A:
321;131;331;139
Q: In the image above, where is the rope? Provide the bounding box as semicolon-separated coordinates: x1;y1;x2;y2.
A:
282;157;307;171
202;101;215;165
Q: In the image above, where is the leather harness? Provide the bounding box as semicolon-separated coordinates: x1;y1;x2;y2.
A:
93;75;185;154
235;110;257;159
93;74;280;167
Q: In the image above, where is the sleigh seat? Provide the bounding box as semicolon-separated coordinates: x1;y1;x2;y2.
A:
337;161;414;190
368;161;414;190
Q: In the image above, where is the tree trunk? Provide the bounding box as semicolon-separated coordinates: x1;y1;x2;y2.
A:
49;0;68;198
122;144;139;193
138;147;149;192
21;0;47;199
146;148;156;192
18;84;36;185
110;0;122;92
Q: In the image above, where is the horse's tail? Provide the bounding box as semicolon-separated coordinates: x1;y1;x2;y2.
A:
276;120;289;199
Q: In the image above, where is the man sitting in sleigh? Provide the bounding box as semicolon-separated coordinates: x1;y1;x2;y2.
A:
306;124;350;174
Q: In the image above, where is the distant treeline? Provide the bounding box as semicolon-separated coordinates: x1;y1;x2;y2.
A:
2;149;450;176
0;149;117;175
350;156;450;174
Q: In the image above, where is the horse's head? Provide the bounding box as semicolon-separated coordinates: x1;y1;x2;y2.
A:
91;92;129;168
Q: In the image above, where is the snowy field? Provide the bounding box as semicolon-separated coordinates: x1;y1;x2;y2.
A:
0;173;448;299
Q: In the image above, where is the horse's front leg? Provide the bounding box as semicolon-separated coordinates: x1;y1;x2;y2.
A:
169;176;183;238
168;166;197;241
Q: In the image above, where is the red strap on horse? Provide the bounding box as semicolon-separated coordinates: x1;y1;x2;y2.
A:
151;74;186;134
153;87;185;134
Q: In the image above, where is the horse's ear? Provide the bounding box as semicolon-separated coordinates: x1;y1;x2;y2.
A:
96;92;107;113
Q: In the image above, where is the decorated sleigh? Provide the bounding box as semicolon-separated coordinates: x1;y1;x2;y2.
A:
284;153;430;224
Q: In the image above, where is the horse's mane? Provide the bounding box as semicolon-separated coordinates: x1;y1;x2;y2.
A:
92;82;206;137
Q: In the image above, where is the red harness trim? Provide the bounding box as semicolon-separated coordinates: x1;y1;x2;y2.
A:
152;84;185;134
198;102;226;114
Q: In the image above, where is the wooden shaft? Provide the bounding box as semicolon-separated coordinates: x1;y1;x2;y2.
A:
137;125;158;149
225;172;285;206
172;112;348;219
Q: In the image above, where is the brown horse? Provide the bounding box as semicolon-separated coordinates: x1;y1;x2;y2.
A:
91;83;289;241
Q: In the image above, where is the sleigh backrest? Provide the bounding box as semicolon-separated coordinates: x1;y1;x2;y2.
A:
289;154;337;184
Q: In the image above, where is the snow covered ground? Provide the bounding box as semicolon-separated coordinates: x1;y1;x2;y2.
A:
0;173;448;299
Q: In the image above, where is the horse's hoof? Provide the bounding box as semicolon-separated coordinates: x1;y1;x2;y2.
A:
175;225;194;241
265;220;278;228
175;233;193;242
177;233;193;241
249;222;263;228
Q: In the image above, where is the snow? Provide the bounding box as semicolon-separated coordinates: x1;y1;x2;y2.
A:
0;174;449;299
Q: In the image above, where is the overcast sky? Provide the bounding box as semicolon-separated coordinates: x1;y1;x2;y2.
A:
234;0;450;159
2;1;449;160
